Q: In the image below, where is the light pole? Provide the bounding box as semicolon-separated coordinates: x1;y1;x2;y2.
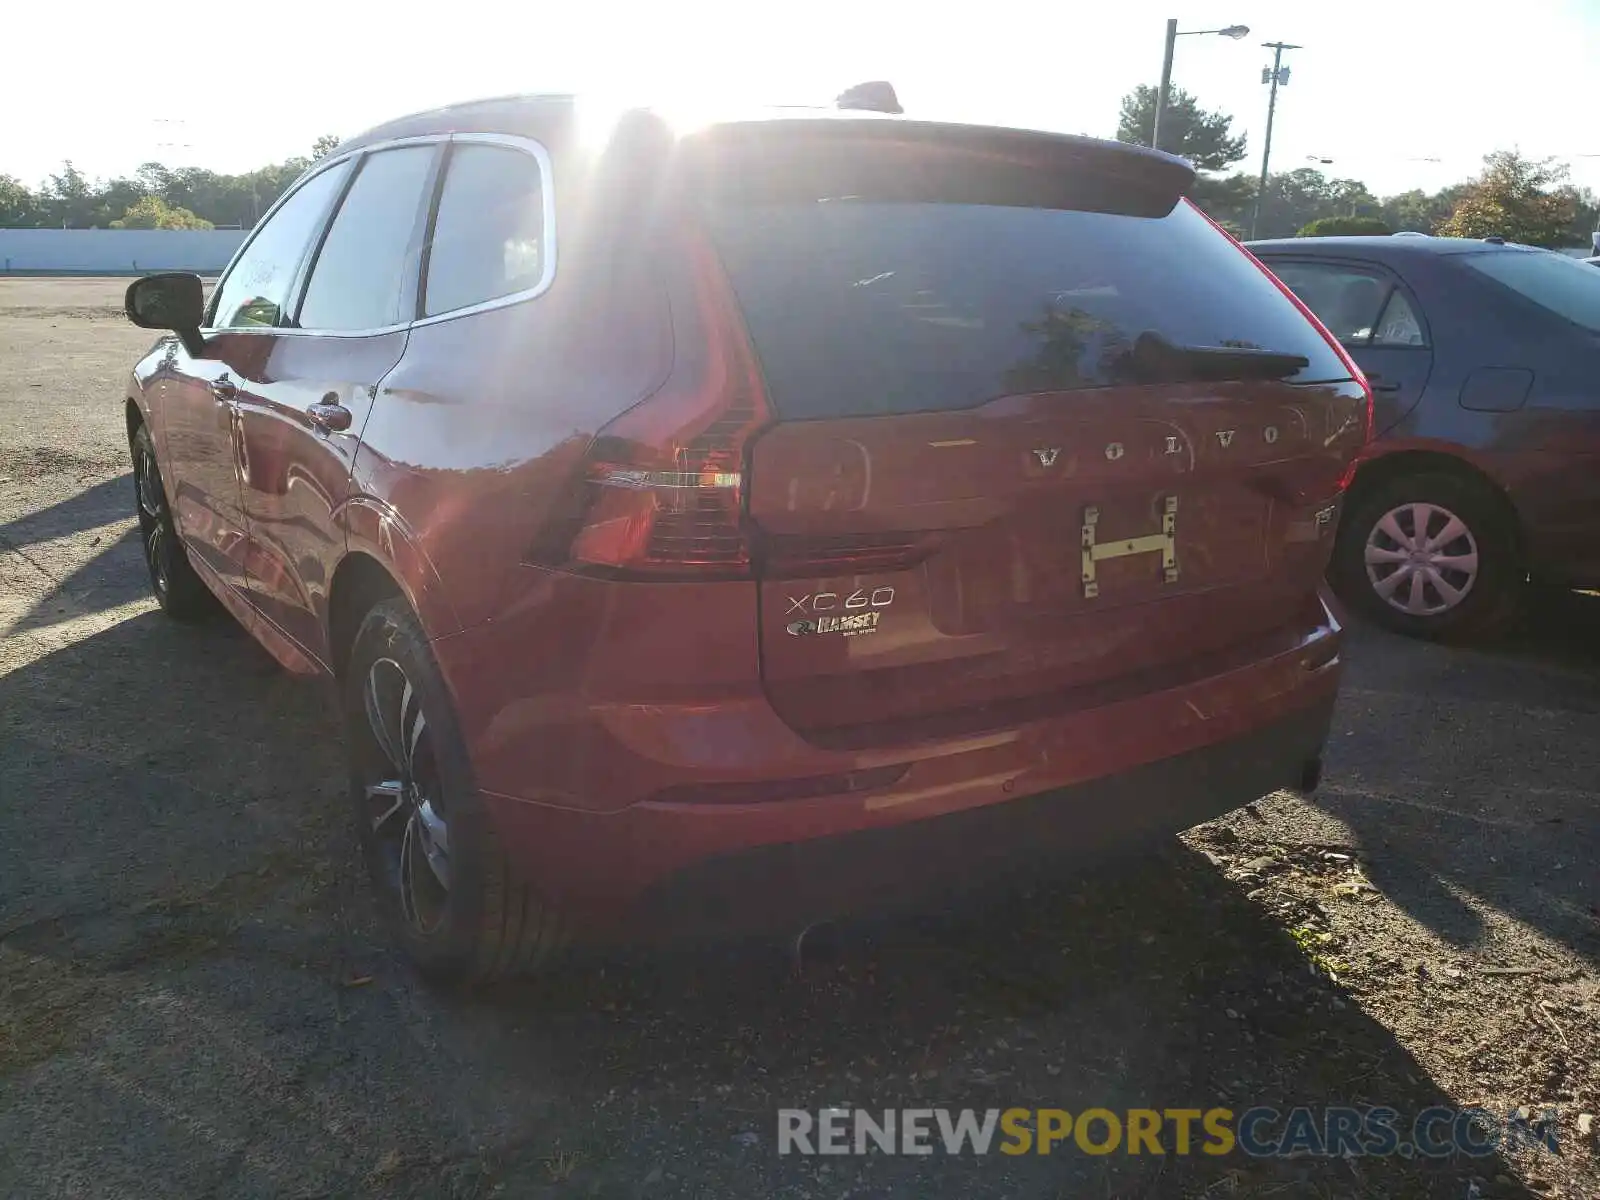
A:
1152;20;1251;153
1250;41;1302;238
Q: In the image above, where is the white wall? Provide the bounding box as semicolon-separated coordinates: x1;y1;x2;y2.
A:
0;229;246;275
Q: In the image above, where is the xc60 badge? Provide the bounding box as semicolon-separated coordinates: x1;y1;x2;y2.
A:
786;588;894;638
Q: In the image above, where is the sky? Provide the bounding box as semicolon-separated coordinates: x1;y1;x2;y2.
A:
5;0;1599;201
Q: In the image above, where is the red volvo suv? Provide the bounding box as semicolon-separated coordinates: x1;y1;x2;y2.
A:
122;95;1369;980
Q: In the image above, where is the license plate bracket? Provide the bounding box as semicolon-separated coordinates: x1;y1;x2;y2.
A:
1081;495;1179;599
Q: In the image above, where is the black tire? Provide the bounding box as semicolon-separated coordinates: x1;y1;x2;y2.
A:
345;598;566;982
131;423;214;621
1330;470;1521;642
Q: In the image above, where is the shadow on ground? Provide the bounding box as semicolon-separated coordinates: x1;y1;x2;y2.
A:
1;606;1543;1198
0;473;153;634
1315;589;1600;963
0;474;132;549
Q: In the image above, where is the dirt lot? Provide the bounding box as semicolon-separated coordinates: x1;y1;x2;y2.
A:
2;277;1597;1199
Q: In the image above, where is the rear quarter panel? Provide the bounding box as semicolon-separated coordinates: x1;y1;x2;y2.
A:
1490;358;1600;586
347;246;674;638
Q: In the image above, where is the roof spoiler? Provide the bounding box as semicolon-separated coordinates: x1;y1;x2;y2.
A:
685;120;1196;219
835;81;903;115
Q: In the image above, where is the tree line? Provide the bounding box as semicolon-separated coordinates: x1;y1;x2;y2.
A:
2;97;1597;246
1117;85;1598;245
0;136;340;230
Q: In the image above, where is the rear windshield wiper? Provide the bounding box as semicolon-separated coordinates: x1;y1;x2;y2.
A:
1121;330;1310;383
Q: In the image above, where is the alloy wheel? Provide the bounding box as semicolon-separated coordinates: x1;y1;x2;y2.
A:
135;445;169;596
360;657;451;934
1363;501;1480;617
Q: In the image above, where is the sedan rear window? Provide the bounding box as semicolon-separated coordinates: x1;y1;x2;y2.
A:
704;199;1350;420
1461;249;1600;333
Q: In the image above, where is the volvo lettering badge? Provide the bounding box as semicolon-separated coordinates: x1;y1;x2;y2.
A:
786;588;895;615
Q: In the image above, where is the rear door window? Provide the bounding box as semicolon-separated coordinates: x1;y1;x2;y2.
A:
1266;261;1390;344
703;199;1350;420
1372;288;1426;347
297;145;436;331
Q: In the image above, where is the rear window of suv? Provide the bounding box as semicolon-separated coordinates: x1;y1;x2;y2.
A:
704;198;1350;419
1461;248;1600;333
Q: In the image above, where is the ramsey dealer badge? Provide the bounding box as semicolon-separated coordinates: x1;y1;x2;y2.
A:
788;612;882;637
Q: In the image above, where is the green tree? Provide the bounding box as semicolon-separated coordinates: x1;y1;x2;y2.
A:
1436;151;1576;246
1298;215;1392;237
1557;184;1599;247
310;134;341;161
160;165;271;228
1378;187;1464;234
44;161;95;227
1190;172;1255;231
109;194;214;230
92;175;149;228
1324;178;1382;219
136;161;175;196
0;173;45;227
1116;85;1247;171
1253;168;1330;238
13;144;342;232
1250;168;1383;239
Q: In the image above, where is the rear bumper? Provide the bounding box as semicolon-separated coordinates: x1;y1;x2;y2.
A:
468;593;1342;937
629;696;1331;940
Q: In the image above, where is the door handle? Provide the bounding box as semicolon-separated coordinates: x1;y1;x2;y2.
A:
211;376;238;402
307;396;353;433
1365;372;1402;394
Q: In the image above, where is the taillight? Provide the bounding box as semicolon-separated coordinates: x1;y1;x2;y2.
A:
1185;200;1376;448
534;230;771;580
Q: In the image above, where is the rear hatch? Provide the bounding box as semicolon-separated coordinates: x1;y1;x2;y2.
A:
696;122;1368;742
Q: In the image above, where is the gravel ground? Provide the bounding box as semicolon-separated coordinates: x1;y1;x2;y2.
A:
1;277;1596;1200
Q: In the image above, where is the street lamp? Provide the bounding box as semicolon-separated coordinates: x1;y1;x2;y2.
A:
1153;21;1251;153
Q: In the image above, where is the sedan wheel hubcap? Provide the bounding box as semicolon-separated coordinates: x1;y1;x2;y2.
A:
361;657;450;934
1364;501;1479;617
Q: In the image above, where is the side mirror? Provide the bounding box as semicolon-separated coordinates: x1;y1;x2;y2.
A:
125;273;208;357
